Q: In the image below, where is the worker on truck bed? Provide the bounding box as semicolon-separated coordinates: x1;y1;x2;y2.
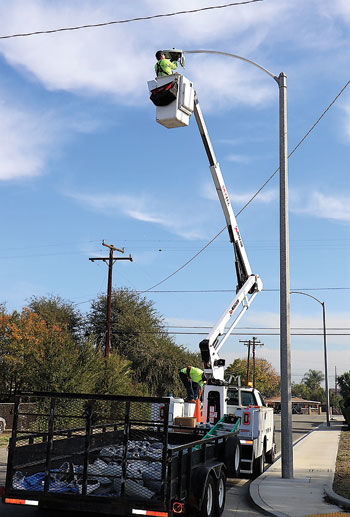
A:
179;366;206;403
155;50;178;76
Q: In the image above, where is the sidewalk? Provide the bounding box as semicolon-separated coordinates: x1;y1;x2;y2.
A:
250;417;349;516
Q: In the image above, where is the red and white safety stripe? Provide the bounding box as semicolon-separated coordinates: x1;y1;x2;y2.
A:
240;439;253;445
132;510;168;516
5;498;38;506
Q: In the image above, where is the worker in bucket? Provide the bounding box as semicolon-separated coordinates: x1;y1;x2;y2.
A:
155;50;178;77
179;366;206;403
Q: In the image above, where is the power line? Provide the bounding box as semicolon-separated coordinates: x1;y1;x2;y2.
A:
72;285;349;306
0;1;263;40
140;287;349;293
141;80;350;293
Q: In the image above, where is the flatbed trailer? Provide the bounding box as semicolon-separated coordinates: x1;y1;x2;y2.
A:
3;392;241;517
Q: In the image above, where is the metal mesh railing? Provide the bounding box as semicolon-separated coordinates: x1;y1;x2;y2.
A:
7;392;169;502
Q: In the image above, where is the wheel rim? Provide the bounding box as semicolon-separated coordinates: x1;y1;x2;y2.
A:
234;446;240;472
218;478;225;508
207;482;213;514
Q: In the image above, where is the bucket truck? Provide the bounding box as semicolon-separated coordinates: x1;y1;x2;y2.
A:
148;51;275;476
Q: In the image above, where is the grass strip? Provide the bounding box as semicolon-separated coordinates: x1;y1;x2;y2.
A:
333;427;350;500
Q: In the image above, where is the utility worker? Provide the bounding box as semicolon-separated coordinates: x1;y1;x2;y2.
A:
179;366;206;402
155;50;178;77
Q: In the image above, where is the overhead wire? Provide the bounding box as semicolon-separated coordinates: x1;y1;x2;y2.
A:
141;80;350;293
0;1;263;40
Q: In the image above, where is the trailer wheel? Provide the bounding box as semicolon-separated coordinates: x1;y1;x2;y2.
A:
200;474;215;517
214;470;226;517
0;420;4;434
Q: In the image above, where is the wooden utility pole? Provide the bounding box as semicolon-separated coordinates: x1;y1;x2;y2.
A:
89;240;133;358
251;337;263;389
240;337;263;387
240;339;252;385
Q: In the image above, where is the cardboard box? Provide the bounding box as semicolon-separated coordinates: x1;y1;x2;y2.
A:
174;416;197;428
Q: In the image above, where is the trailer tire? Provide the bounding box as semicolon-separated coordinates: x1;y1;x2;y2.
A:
0;419;4;433
214;470;226;517
200;474;216;517
224;435;241;477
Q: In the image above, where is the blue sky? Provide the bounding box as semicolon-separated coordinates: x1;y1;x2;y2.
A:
0;0;349;387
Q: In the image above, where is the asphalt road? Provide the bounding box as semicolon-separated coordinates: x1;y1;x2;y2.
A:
0;414;326;517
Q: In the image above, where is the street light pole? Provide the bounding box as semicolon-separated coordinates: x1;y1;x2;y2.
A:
291;291;330;427
184;50;293;477
277;72;293;478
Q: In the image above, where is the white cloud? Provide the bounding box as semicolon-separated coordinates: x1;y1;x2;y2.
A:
291;191;350;222
67;190;209;239
0;93;101;181
0;101;54;180
225;153;251;164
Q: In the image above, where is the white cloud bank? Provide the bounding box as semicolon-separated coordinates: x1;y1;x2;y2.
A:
292;191;350;222
1;0;348;107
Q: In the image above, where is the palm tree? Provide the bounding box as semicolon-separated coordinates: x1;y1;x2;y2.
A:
302;369;324;390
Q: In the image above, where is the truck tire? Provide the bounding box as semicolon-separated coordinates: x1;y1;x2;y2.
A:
0;420;4;433
224;435;241;477
214;470;226;517
266;443;276;464
200;474;216;517
252;447;265;478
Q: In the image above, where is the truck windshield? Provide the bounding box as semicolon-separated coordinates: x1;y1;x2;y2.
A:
227;389;256;406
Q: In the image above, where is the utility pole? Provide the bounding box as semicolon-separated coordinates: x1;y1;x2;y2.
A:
240;339;252;385
240;337;263;387
251;337;263;389
335;366;338;395
89;240;133;358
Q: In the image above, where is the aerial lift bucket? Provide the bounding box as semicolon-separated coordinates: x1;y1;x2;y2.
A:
148;74;195;128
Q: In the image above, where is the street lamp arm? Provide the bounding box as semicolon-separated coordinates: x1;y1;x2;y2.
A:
184;49;277;80
290;290;323;307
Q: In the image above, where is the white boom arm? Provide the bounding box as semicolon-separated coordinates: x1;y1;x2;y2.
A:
193;94;263;381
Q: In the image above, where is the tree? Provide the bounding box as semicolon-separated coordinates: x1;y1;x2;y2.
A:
85;288;201;396
302;369;324;390
337;372;350;407
224;358;280;398
27;295;83;343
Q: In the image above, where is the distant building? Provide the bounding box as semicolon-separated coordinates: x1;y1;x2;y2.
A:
265;396;322;414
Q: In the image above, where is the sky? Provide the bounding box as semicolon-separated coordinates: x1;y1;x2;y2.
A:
0;0;349;388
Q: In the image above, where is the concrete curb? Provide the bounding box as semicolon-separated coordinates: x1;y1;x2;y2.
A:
324;485;350;511
249;476;286;517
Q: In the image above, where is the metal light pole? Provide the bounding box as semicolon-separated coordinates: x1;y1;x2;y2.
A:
291;291;330;427
184;50;293;478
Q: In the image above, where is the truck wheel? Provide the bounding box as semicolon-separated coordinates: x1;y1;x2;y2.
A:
200;475;215;517
214;470;226;517
0;421;4;434
266;443;276;464
224;435;241;477
252;447;265;478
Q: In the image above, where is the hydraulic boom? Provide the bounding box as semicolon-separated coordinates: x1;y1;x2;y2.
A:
193;94;263;382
